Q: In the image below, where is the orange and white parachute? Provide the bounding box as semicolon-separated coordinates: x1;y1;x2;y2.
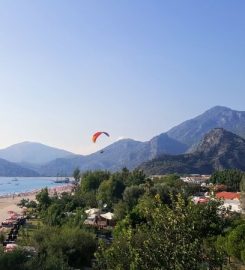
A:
92;131;110;143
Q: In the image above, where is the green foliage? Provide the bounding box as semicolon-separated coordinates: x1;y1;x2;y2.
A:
80;170;110;192
190;200;229;237
30;225;96;269
148;183;173;205
80;190;97;208
44;203;65;226
215;218;245;266
95;194;228;269
226;224;245;262
125;169;146;186
18;198;30;207
0;248;29;270
0;233;5;244
154;173;180;184
28;200;37;208
240;175;245;192
143;174;194;206
113;200;128;221
123;185;144;210
97;175;125;207
3;169;243;269
36;187;51;211
73;167;81;185
18;198;37;209
41;191;88;225
210;169;244;191
26;253;69;270
240;192;245;213
202;237;227;269
77;169;146;210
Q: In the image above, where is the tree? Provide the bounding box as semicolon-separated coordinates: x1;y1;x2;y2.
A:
44;203;64;226
113;200;128;221
0;248;30;270
227;224;245;262
240;175;245;213
155;174;180;185
123;185;144;210
28;200;37;208
126;169;146;186
97;176;125;207
73;167;81;186
80;171;110;192
18;198;29;207
30;226;96;269
239;175;245;192
0;233;5;244
95;194;227;269
210;169;244;191
36;187;51;211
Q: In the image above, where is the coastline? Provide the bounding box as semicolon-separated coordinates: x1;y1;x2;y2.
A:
0;184;74;225
0;183;74;199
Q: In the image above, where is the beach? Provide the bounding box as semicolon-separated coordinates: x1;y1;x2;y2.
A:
0;194;36;225
0;184;74;225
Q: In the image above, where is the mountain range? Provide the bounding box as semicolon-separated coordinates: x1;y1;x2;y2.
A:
0;142;74;164
0;158;39;177
0;106;244;176
139;128;245;175
167;106;245;148
38;133;188;176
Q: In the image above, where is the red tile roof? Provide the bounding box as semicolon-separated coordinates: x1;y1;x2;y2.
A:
216;192;240;200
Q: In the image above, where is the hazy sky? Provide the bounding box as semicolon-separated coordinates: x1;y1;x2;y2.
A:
0;1;244;154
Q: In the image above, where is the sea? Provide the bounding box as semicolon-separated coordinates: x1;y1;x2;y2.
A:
0;177;71;196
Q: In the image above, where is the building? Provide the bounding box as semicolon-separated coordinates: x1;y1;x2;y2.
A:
216;192;241;213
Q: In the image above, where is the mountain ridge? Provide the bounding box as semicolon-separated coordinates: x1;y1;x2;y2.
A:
38;136;187;176
0;105;244;176
167;106;245;148
139;128;245;175
0;141;76;165
0;158;39;177
39;106;244;176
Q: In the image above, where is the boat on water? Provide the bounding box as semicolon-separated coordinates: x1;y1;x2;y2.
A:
53;177;70;184
12;178;18;181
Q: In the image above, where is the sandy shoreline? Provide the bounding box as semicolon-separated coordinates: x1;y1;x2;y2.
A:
0;194;36;225
0;184;74;225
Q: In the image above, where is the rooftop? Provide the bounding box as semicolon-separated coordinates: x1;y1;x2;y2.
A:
216;192;240;200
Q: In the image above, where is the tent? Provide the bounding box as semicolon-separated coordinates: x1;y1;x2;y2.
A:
100;212;114;220
85;208;100;216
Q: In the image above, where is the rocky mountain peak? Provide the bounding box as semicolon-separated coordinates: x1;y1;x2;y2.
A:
195;128;245;155
167;106;245;147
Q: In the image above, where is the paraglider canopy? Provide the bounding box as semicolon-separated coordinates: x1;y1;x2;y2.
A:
92;131;110;143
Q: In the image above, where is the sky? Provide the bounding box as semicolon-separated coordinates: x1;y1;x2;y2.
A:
0;1;244;154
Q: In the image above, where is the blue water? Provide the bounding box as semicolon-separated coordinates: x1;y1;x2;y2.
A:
0;177;70;196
